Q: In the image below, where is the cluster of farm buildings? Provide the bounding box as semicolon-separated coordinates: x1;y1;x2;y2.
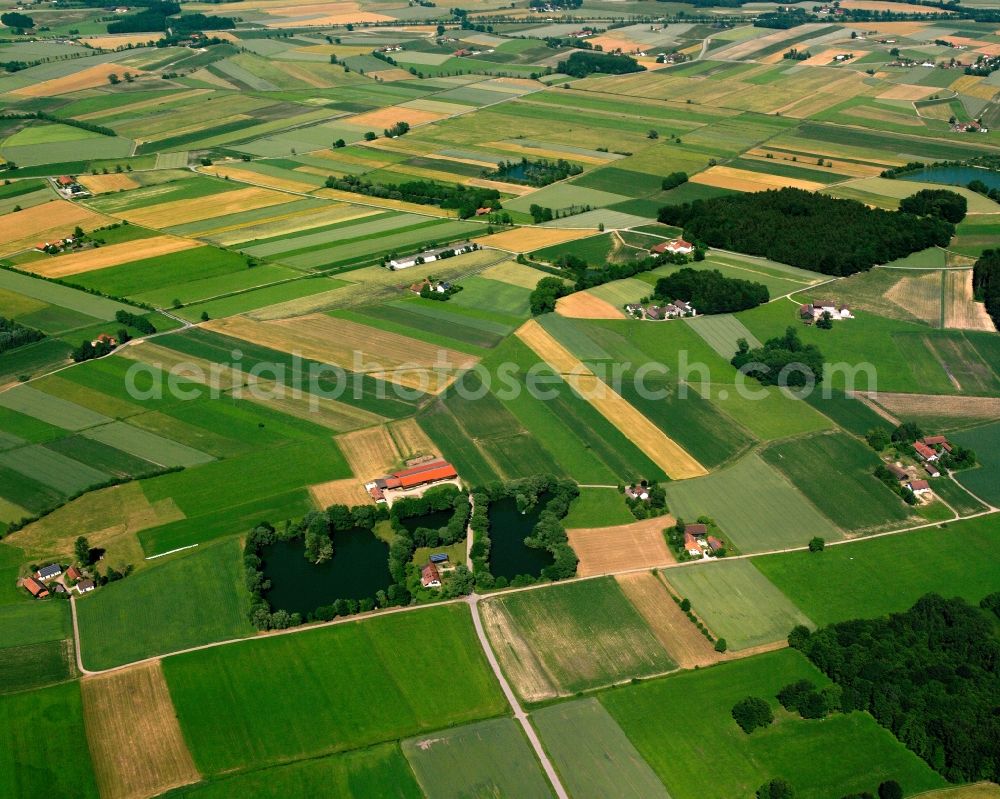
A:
365;459;459;504
21;563;94;599
626;299;696;321
49;175;90;199
683;524;725;560
884;435;957;494
799;300;854;322
388;241;478;270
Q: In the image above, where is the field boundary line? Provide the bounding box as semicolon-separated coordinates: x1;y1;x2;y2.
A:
145;544;199;560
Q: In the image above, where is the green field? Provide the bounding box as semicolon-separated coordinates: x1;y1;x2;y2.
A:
664;453;840;553
162;605;506;774
0;681;99;799
951;422;1000;506
0;639;73;695
754;515;1000;627
662;559;814;650
533;698;669;799
702;383;833;441
803;389;890;437
600;649;946;799
562;487;635;528
174;743;422;798
762;432;913;532
485;577;675;696
402;718;553;799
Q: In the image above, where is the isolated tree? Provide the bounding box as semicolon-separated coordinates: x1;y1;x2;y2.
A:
878;781;903;799
714;638;728;653
364;131;377;141
108;72;120;85
680;597;691;612
808;536;825;552
333;139;346;148
74;536;91;566
647;129;659;139
732;696;773;733
757;779;795;799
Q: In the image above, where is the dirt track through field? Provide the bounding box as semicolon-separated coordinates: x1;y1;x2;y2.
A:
516;320;707;479
479;600;558;702
944;269;996;331
81;660;200;799
568;517;676;577
615;572;719;668
22;236;201;278
388;418;437;460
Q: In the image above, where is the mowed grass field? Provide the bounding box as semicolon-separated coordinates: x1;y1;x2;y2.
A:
533;698;669;799
600;649;946;799
951;421;1000;506
402;718;553;799
663;453;841;553
481;578;675;701
662;559;814;650
761;431;914;532
754;515;1000;626
0;681;99;798
76;539;254;670
162;605;506;775
171;743;422;798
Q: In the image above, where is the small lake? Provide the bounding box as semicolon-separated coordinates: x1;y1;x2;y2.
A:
262;529;392;616
899;166;1000;191
487;494;554;581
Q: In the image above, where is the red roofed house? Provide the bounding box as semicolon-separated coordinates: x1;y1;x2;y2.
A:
652;239;694;256
23;577;49;599
66;566;83;582
684;523;708;537
923;435;952;453
368;486;386;504
684;532;703;557
57;176;75;187
913;441;938;462
421;563;441;588
707;536;725;551
907;479;931;496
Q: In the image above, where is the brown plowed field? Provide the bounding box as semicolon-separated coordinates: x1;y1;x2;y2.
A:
568;516;675;577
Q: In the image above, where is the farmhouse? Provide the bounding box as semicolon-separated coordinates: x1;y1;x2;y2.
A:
388;241;477;270
707;535;725;552
800;300;853;322
683;532;703;557
76;579;96;594
625;484;649;500
922;435;952;453
684;523;708;536
907;479;932;496
421;563;442;588
651;238;694;256
913;441;938;462
35;564;62;581
90;332;118;348
66;566;83;582
924;462;942;478
22;577;49;599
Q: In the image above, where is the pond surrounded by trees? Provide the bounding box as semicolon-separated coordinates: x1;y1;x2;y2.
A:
900;166;1000;191
487;493;554;581
262;530;392;616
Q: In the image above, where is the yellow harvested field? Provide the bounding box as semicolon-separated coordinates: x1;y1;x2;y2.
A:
516;320;707;479
944;269;996;331
884;271;942;327
248;391;384;431
120;186;291;227
847;105;924;127
799;48;849;66
81;661;200;799
863;21;929;33
207;204;378;245
12;64;144;97
76;173;141;194
349;107;447;130
841;0;940;10
479;601;557;702
22;236;200;279
81;33;162;48
877;83;938;100
746;148;883;177
615;572;718;668
690;165;825;192
423;152;496;170
556;291;624;319
466;176;535;196
309;478;370;508
914;784;1000;799
388;418;437;460
488;141;609;165
314;186;455;216
0;201;111;257
205;314;477;390
76;89;211;121
587;35;640;53
265;9;392;26
370;68;418;82
480;259;554;289
949;75;999;101
199;164;318;193
335;425;401;478
569;515;676;577
475;226;595;253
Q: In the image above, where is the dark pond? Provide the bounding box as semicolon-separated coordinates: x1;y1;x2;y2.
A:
397;507;454;535
487;493;554;581
262;529;391;616
498;162;529;181
900;166;1000;191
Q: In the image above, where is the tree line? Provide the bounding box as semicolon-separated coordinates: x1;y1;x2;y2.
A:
653;267;769;314
324;174;500;218
658;188;954;275
790;593;1000;785
972;248;1000;329
0;315;44;355
486;157;582;188
556;51;645;78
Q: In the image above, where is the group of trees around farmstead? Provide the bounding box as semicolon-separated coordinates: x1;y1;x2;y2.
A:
324;174;500;219
621;480;667;520
972;248;1000;329
790;593;1000;785
0;315;44;355
653;267;769;314
867;421;977;473
898;188;967;224
658;188;955;276
469;475;578;591
486;157;582;188
731;327;825;388
556;50;645;78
